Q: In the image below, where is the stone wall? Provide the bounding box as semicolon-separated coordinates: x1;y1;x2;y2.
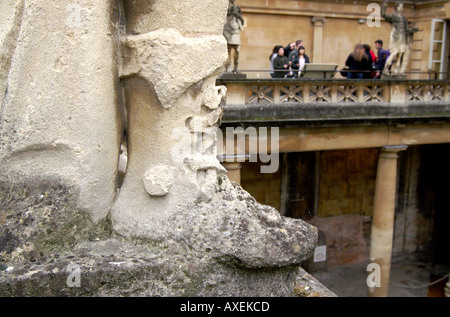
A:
239;146;447;267
241;161;282;211
241;149;378;218
240;149;375;266
318;148;378;217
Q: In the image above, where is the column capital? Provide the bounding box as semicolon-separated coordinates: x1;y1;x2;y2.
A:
311;16;326;26
221;162;242;170
217;153;249;163
379;145;408;158
220;161;243;184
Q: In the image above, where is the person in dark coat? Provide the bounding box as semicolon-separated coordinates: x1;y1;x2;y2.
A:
269;45;283;78
273;46;289;78
345;43;372;79
284;42;296;59
373;39;389;78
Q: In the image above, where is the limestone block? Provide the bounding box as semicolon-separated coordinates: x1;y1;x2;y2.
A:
121;28;228;109
169;175;318;269
0;235;328;297
142;166;175;197
112;0;319;272
110;75;229;239
122;0;229;35
0;1;120;222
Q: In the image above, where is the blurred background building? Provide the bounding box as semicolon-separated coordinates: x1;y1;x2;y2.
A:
218;0;450;296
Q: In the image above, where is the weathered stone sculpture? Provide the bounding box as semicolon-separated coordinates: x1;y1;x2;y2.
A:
223;0;244;73
381;1;418;76
0;0;326;297
0;0;119;225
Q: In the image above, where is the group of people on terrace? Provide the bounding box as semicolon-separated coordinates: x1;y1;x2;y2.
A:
270;40;310;79
344;40;390;79
269;39;390;79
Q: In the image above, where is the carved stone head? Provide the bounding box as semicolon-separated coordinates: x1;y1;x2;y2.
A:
394;2;403;12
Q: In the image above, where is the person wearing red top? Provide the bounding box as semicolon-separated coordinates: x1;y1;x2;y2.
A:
363;44;377;78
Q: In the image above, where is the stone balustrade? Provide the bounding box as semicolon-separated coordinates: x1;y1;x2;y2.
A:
217;78;450;127
217;77;450;171
218;78;450;106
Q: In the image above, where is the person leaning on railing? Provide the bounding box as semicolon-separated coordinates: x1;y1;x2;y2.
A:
373;39;389;79
296;46;311;78
272;46;289;78
269;45;283;78
345;43;372;79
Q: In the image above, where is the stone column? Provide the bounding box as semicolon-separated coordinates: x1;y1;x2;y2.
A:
111;0;229;238
222;162;242;184
112;3;318;278
311;17;325;63
368;145;407;297
219;153;250;185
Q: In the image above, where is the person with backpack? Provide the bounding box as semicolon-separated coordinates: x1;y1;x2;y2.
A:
374;39;390;78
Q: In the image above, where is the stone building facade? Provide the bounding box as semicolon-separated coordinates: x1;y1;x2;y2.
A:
219;76;450;296
218;1;450;294
236;0;450;79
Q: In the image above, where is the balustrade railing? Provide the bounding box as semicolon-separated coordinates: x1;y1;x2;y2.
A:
218;79;450;106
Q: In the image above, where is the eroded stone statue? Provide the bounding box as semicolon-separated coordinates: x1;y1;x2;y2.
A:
0;0;326;297
223;0;244;73
381;1;418;76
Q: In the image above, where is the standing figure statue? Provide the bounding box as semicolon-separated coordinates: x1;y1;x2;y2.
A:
381;1;419;76
223;0;244;73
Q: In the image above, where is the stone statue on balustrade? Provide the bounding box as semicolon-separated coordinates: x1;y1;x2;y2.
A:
223;0;244;74
381;1;419;77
